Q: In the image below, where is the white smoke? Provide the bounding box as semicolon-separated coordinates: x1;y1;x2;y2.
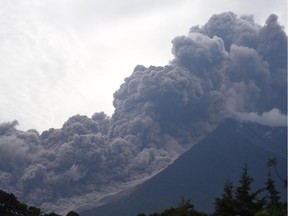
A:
234;108;287;127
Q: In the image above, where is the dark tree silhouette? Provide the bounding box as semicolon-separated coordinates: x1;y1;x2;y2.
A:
66;211;80;216
267;158;287;187
0;189;81;216
234;164;265;216
139;198;207;216
257;164;287;216
213;180;236;216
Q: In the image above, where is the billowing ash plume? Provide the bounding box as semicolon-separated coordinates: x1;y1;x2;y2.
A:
0;12;286;213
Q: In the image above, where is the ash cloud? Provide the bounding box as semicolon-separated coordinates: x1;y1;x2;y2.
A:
0;12;286;213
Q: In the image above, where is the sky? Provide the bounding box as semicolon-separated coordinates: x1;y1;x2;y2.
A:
0;0;287;132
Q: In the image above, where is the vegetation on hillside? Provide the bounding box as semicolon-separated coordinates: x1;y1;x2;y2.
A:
138;159;287;216
0;190;79;216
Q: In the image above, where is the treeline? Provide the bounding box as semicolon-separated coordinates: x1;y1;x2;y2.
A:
0;189;80;216
138;159;287;216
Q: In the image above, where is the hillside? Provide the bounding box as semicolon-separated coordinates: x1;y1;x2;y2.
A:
80;119;287;216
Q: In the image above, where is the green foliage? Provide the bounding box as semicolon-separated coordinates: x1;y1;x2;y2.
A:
234;164;264;216
263;159;287;216
267;157;287;187
44;213;61;216
138;161;287;216
66;211;80;216
260;171;287;216
140;198;207;216
0;189;41;216
0;189;80;216
213;163;287;216
255;204;287;216
28;206;42;216
265;172;281;208
254;210;270;216
213;180;236;216
213;164;265;216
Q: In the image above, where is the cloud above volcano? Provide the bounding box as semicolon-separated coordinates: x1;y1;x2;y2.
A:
234;108;287;127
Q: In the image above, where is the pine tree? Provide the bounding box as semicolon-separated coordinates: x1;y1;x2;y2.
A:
234;164;264;216
267;158;287;188
213;180;236;216
213;164;266;216
265;171;281;208
261;170;287;216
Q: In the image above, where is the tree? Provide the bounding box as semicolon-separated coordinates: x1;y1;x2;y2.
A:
66;211;80;216
267;158;287;187
0;189;33;216
28;206;42;216
0;189;80;216
44;213;61;216
213;180;236;216
213;164;266;216
234;164;264;216
141;198;207;216
265;171;281;208
259;165;287;216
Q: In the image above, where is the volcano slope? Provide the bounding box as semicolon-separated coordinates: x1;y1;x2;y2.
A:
80;118;287;216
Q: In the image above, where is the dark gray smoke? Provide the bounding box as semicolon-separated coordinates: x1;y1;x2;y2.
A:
0;12;286;213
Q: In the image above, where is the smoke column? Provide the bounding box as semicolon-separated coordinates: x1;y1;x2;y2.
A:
0;12;286;213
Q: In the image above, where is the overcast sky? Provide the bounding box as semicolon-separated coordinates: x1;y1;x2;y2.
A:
0;0;286;132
